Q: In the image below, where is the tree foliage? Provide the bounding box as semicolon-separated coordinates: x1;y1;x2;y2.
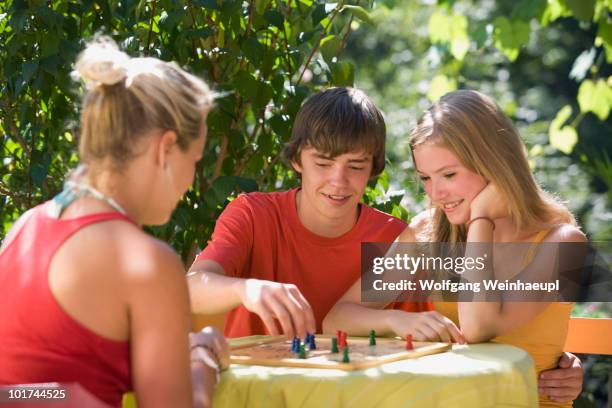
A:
342;0;611;240
425;0;612;171
0;0;386;261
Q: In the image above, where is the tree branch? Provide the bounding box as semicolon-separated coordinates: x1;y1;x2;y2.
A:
296;5;342;85
212;134;229;179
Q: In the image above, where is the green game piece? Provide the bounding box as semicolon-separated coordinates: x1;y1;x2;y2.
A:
342;346;350;363
331;336;339;353
298;344;306;359
369;330;376;346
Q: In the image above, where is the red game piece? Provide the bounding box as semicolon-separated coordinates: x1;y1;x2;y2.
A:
336;330;343;346
405;334;413;350
339;331;347;347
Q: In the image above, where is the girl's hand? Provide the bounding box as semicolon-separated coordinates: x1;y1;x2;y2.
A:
470;183;509;220
387;311;466;344
190;326;230;370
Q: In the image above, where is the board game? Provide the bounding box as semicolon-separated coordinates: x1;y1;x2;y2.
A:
230;333;451;371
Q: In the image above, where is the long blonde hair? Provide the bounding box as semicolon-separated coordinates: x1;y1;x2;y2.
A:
410;90;575;242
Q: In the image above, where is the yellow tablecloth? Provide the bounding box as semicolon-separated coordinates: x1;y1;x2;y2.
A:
213;336;538;408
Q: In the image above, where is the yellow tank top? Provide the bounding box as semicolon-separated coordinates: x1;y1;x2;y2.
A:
434;230;573;408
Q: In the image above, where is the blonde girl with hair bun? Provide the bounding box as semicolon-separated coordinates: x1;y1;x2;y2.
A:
0;36;227;408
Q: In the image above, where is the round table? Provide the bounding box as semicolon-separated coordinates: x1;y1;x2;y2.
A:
213;338;538;408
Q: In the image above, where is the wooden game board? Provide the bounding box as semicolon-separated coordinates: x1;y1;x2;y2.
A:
230;335;451;371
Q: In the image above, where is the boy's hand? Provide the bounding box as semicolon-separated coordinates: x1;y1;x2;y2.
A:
240;279;316;338
538;352;583;403
388;311;466;344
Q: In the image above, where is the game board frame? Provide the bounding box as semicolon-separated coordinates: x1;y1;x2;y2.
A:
230;335;451;371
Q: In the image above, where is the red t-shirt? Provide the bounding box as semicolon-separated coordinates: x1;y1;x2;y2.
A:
196;189;430;337
0;203;132;407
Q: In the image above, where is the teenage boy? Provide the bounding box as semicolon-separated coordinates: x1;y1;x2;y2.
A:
187;87;583;402
188;87;422;339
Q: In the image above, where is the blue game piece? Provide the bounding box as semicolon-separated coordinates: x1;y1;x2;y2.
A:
292;337;300;353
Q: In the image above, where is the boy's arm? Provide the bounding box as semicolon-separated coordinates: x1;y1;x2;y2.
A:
538;352;583;403
187;259;316;338
187;195;315;338
187;259;245;314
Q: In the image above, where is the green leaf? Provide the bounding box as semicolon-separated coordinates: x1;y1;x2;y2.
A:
207;109;232;136
286;85;310;117
255;0;271;14
22;60;38;83
549;105;578;154
493;16;530;61
565;0;595;21
540;0;572;25
319;35;341;65
257;131;274;154
577;79;612;120
251;11;268;30
41;34;60;58
210;176;238;205
40;55;60;76
58;39;80;62
378;170;389;191
427;75;457;102
468;22;488;49
193;0;218;9
187;28;213;39
550;104;573;131
329;60;354;86
512;0;547;21
450;14;469;60
341;5;375;26
234;71;259;98
260;48;277;77
596;19;612;63
311;3;327;26
30;151;51;188
242;36;264;68
549;126;578;154
9;9;27;33
264;9;284;29
0;12;7;35
428;10;469;59
36;6;63;28
235;177;258;193
252;80;274;112
269;114;291;140
428;10;452;43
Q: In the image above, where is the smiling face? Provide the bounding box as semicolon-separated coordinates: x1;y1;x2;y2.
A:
292;147;372;234
413;142;487;225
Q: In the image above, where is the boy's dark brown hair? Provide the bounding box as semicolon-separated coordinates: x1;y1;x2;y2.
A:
283;87;386;177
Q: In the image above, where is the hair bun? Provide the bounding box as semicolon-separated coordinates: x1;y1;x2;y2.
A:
72;36;130;88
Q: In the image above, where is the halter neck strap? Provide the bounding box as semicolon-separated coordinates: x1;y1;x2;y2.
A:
49;181;128;218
